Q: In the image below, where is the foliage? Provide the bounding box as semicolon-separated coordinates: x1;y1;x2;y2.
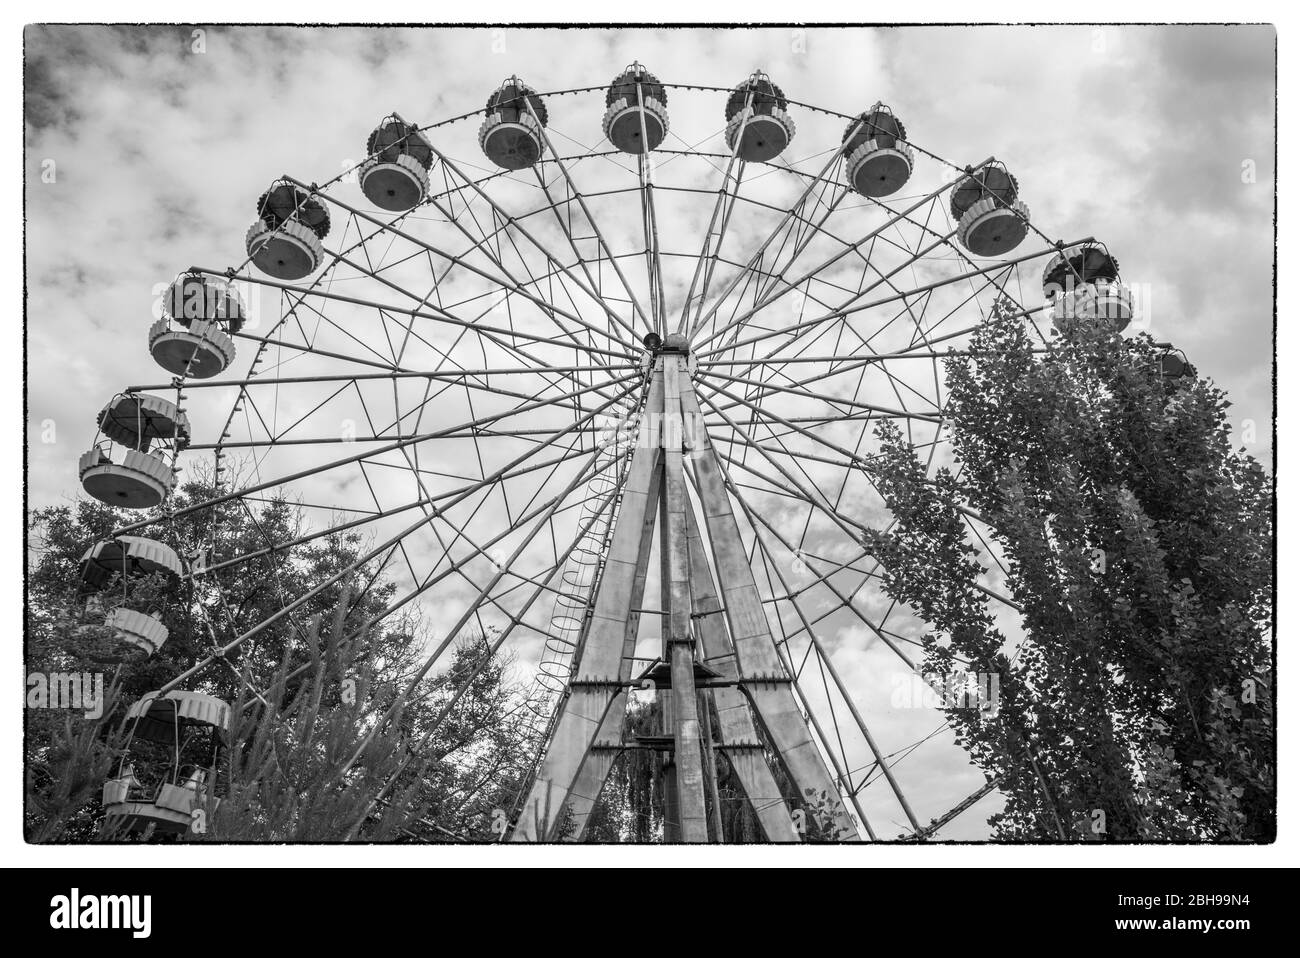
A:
863;301;1273;841
25;477;538;842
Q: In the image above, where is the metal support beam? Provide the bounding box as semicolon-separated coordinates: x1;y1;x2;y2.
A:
685;503;799;841
564;451;664;841
678;375;859;841
662;354;709;842
511;370;665;841
512;347;856;842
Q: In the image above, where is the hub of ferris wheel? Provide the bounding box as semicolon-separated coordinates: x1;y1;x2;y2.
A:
71;61;1157;842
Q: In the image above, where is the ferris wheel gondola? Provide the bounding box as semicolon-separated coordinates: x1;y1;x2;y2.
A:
245;180;330;280
102;690;229;835
79;535;182;657
841;102;914;198
724;70;795;162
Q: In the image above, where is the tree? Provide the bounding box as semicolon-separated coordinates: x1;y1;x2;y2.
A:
863;299;1273;841
585;698;666;842
25;478;539;842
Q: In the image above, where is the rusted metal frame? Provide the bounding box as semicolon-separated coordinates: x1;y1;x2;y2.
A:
749;532;858;803
908;776;1005;841
710;356;897;565
694;153;987;354
510;365;667;841
194;266;627;365
698;233;1090;362
127;364;632;394
715;445;982;664
699;348;1050;367
325;246;630;415
219;444;606;683
698;471;877;841
192;420;624;451
715;230;950;435
546;448;663;840
426;141;634;348
168;387;629;700
693;487;870;842
699;368;942;422
711;220;998;404
695;153;852;347
629;79;668;337
738;498;923;832
379;425;617;631
661;354;710;841
677;383;858;841
422;138;640;348
522;102;655;337
715;433;988;684
409;475;624;667
705;388;1021;614
351;454;424;590
685;118;866;346
699;392;917;670
680;486;801;841
516;441;663;841
278;276;407;369
711;226;956;369
422;177;632;370
282;175;637;356
122;369;634;548
696;267;1020;472
253;375;357;449
113;368;638;544
710;449;934;658
694;250;941;444
694;297;936;430
678;86;755;337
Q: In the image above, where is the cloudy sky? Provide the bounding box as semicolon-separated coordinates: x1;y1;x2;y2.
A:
24;24;1275;839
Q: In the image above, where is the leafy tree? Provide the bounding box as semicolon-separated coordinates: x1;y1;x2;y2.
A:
25;476;539;842
585;698;666;842
863;299;1273;841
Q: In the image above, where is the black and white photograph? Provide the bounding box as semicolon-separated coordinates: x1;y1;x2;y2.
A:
9;7;1293;928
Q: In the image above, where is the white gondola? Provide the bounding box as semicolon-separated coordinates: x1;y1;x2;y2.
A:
361;115;433;211
479;78;547;170
102;690;229;835
79;446;175;509
245;181;330;280
724;72;795;162
96;393;190;450
1042;243;1133;335
951;163;1030;257
81;393;186;508
1052;280;1134;334
78;535;181;658
602;64;669;154
841;103;914;198
103;607;169;656
80;535;183;591
149;274;245;378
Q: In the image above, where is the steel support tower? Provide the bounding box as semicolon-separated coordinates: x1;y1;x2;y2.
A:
512;338;859;842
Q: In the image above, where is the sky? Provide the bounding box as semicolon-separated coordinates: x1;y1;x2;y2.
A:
24;24;1275;840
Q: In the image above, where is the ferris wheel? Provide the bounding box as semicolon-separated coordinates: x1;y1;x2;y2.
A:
75;63;1134;841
